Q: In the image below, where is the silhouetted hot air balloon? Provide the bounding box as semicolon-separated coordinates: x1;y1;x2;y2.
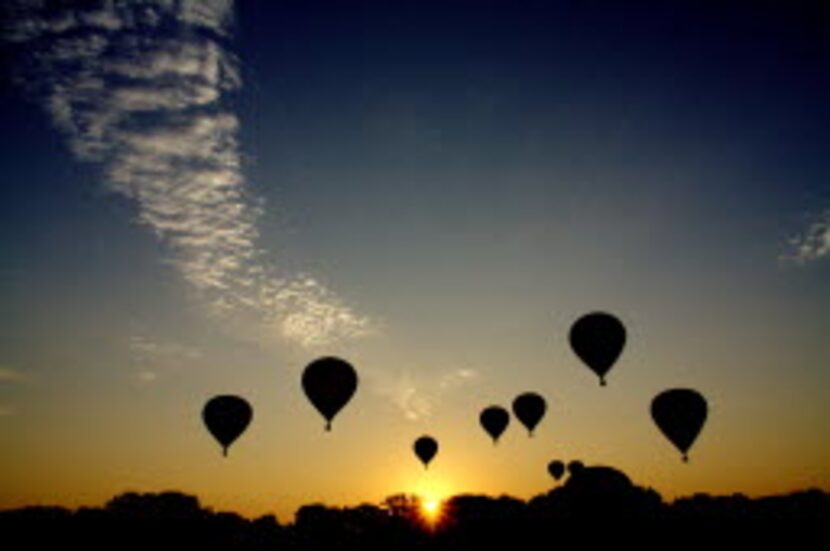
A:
512;392;546;436
479;406;510;444
548;460;565;481
651;388;708;462
302;357;358;431
567;460;585;476
569;312;626;386
414;435;438;469
202;395;253;457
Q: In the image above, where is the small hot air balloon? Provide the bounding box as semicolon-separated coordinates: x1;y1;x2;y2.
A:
567;460;585;476
547;460;565;481
202;395;253;457
479;406;510;444
569;312;626;386
651;388;708;462
414;435;438;469
512;392;546;437
302;357;358;431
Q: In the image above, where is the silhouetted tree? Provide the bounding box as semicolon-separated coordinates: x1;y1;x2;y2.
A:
1;472;828;548
528;465;663;523
440;495;526;545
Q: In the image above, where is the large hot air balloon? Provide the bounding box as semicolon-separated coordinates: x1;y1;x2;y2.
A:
512;392;546;437
569;312;626;386
202;395;253;457
414;435;438;469
479;406;510;444
547;460;565;481
302;357;358;431
651;388;708;462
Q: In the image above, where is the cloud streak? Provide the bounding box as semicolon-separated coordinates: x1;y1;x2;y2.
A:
0;367;32;384
784;209;830;265
375;367;478;421
127;334;201;383
3;0;372;347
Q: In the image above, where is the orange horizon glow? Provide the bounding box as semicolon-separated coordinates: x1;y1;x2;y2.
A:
419;497;443;526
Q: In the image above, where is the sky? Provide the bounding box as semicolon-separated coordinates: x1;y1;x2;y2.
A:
0;0;828;522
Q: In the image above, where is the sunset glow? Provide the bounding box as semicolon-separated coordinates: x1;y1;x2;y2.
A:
421;498;443;524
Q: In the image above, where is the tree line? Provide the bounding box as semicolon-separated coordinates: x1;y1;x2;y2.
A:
2;465;826;548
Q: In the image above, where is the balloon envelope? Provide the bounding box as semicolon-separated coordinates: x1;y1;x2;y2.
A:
479;406;510;444
548;460;565;481
302;357;358;431
512;392;546;436
567;460;585;476
569;312;626;386
202;395;253;457
414;435;438;468
651;388;707;462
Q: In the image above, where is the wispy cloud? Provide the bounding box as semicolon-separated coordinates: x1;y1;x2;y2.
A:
376;367;479;421
138;371;158;384
378;374;434;421
438;368;477;390
3;0;372;347
129;335;202;363
783;209;830;265
128;334;201;383
0;367;32;384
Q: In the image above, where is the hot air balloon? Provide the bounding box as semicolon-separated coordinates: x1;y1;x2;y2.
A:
302;357;358;431
202;395;253;457
569;312;626;386
479;406;510;444
567;460;585;476
547;460;565;481
512;392;546;436
651;388;707;462
414;435;438;469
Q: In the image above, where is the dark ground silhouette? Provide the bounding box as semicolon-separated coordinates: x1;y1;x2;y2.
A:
2;466;827;547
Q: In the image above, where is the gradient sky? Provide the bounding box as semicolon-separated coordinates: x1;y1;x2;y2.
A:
1;0;828;522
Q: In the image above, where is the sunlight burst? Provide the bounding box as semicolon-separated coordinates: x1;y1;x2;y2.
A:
420;497;443;524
